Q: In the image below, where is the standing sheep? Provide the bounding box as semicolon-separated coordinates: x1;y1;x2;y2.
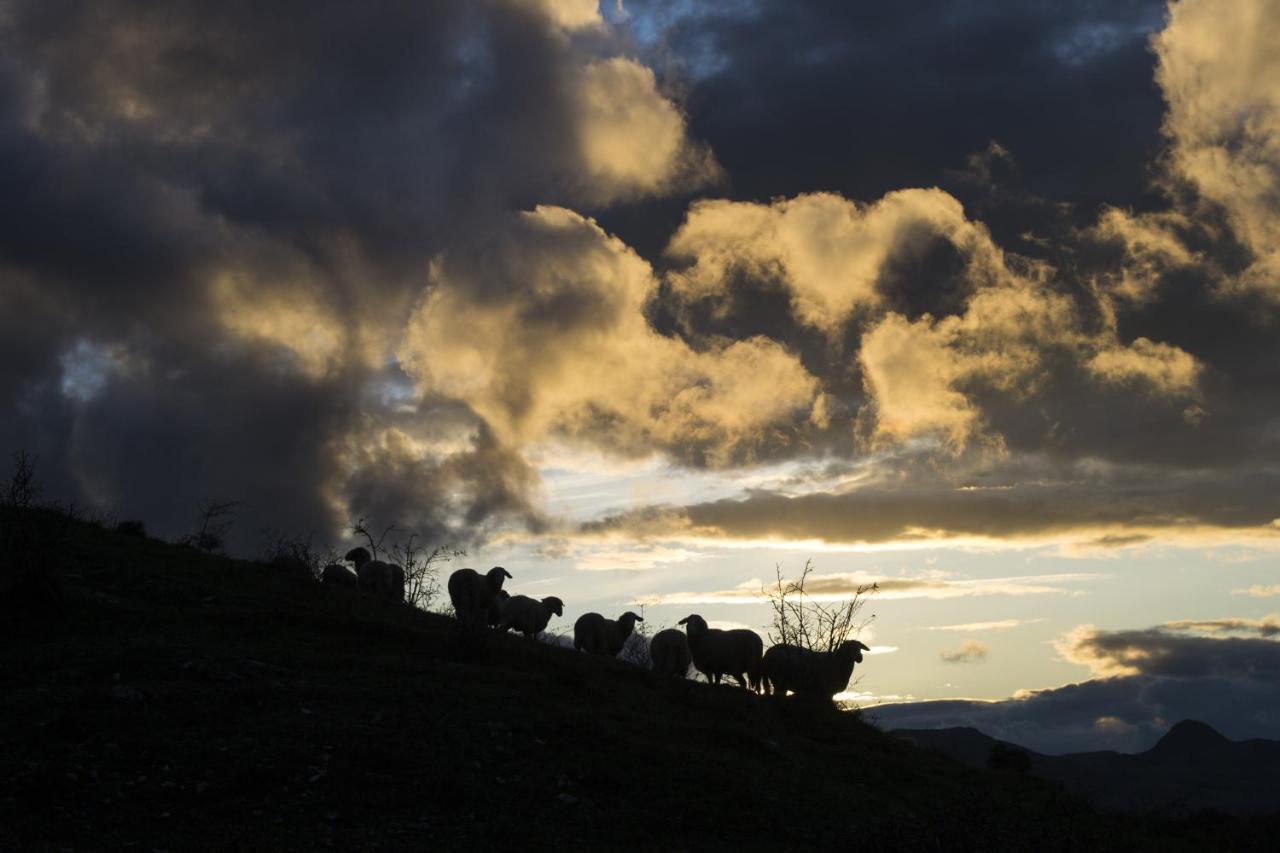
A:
498;595;565;639
649;628;692;678
320;563;357;589
573;611;643;657
677;614;763;691
760;640;871;702
344;547;403;603
486;590;511;628
447;566;512;625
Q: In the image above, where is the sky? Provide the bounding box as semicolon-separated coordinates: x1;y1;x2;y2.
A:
2;0;1279;754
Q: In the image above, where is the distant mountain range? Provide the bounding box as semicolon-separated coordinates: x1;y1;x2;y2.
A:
893;720;1280;815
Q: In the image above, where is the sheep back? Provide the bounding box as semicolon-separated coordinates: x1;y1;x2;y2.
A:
649;628;692;678
761;643;861;700
320;563;357;588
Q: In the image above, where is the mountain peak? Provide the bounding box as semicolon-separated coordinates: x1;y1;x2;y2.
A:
1151;719;1229;755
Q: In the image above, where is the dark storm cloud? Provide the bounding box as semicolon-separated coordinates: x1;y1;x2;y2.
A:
0;0;713;550
869;672;1280;754
871;624;1280;752
888;625;1280;752
617;0;1166;212
581;467;1280;546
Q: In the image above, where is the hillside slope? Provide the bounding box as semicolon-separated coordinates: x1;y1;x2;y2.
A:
1;520;1273;851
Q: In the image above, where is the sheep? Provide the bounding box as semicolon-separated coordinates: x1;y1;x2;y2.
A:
649;628;692;678
498;594;565;639
677;614;763;691
447;566;512;625
573;611;643;657
320;562;358;588
344;547;404;603
486;590;511;628
760;640;871;702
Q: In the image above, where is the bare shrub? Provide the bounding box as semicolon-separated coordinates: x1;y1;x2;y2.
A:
180;498;241;553
764;560;876;653
0;451;70;616
352;517;460;611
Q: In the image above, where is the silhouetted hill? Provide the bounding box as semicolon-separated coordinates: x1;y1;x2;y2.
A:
3;519;1277;850
894;721;1280;816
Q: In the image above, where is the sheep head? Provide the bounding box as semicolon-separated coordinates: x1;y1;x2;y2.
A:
487;566;512;587
837;640;871;663
678;614;708;636
344;547;371;567
542;596;564;617
618;611;644;631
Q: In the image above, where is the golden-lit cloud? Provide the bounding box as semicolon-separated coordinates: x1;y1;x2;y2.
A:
940;640;989;664
634;571;1098;606
1234;584;1280;598
921;619;1043;632
517;0;604;31
1154;0;1280;297
666;189;1001;332
571;58;719;204
1085;337;1201;397
399;206;818;465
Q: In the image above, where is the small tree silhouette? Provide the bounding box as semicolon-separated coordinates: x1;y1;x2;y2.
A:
764;560;876;652
181;498;241;553
0;451;69;615
351;517;460;611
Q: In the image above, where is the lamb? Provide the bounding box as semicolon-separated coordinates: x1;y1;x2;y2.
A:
498;594;565;638
677;614;763;691
486;590;511;628
760;640;871;702
649;628;692;678
573;611;643;657
447;566;512;625
320;562;358;588
344;547;404;603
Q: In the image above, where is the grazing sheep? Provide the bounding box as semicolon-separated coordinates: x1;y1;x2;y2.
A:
649;628;692;678
344;547;404;602
320;563;358;588
498;595;565;638
447;566;512;624
486;590;511;628
677;614;763;691
573;611;643;657
760;640;871;702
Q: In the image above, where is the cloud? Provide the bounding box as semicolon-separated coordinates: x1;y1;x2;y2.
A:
1234;584;1280;598
940;640;990;664
1057;623;1280;678
580;471;1280;548
397;206;819;467
873;615;1280;753
922;619;1043;632
633;571;1097;606
0;0;720;548
1153;0;1280;297
1160;615;1280;638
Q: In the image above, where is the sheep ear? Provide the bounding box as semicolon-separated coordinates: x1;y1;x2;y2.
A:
857;641;871;651
501;567;512;579
677;617;688;625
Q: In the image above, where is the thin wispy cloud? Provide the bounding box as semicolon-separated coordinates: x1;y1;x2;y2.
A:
920;619;1045;632
634;572;1100;606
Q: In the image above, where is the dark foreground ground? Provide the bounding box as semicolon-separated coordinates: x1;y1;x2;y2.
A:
3;519;1277;851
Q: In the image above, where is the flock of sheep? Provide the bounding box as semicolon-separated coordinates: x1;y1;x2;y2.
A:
319;550;871;702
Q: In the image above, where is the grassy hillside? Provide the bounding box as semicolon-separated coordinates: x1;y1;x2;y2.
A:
2;518;1274;851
